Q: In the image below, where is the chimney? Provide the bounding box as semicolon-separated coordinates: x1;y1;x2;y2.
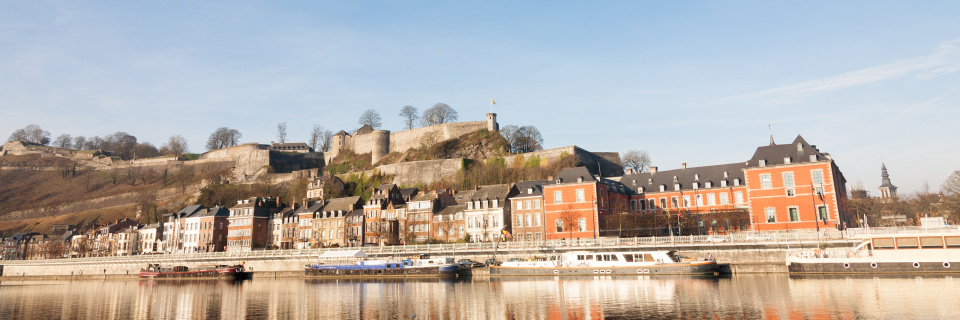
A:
276;197;281;207
650;167;658;173
682;163;687;169
547;176;553;181
626;168;634;174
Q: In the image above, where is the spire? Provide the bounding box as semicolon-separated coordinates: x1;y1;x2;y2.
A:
768;122;775;146
879;162;898;199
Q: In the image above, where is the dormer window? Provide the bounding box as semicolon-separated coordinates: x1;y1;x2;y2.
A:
734;178;741;186
784;157;792;164
527;188;533;194
693;182;699;189
809;154;818;162
577;176;583;183
705;181;712;188
673;176;678;183
694;174;700;181
648;179;652;184
639;187;644;193
723;171;729;178
674;184;680;191
797;143;803;152
759;159;766;167
660;185;666;192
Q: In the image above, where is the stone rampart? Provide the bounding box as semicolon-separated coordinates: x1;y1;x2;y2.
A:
376;159;465;187
387;121;487;154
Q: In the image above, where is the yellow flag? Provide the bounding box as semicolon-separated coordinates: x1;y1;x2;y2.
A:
490;98;496;105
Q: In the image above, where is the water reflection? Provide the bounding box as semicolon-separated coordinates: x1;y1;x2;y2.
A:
1;275;959;319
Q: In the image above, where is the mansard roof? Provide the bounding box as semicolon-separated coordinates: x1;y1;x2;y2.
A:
324;196;363;213
514;180;547;198
468;184;515;201
555;167;598;184
193;206;230;218
747;135;827;168
620;162;747;193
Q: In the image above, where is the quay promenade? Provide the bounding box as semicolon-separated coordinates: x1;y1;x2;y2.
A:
0;231;877;279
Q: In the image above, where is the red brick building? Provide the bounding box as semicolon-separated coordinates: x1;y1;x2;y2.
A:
227;197;280;251
542;167;627;240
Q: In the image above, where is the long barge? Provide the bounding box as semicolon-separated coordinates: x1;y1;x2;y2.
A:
139;264;250;280
489;250;718;276
787;232;960;274
304;250;461;279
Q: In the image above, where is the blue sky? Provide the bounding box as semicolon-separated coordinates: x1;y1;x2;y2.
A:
2;1;959;195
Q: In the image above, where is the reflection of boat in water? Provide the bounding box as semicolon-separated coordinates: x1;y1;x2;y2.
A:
786;232;960;274
139;264;250;280
304;250;460;279
489;251;718;276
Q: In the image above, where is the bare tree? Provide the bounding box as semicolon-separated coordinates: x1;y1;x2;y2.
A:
321;130;333;152
205;127;242;151
276;122;288;143
131;142;160;159
308;124;332;152
501;125;543;153
7;124;51;145
559;209;580;240
358;109;382;129
53;134;72;149
73;136;87;150
942;170;960;225
161;135;188;156
421;103;458;126
944;170;960;196
399;105;419;130
621;149;652;173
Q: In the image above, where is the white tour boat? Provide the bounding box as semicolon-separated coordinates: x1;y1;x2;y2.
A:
489;250;718;276
786;232;960;274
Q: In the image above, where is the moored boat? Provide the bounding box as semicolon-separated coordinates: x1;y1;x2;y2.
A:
304;250;460;279
139;264;249;280
786;232;960;274
489;250;718;276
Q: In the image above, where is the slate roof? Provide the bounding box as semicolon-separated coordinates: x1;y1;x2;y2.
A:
436;205;466;217
555;167;598;184
193;206;230;218
324;196;363;213
410;191;439;202
345;208;365;220
333;130;349;136
620;162;747;194
746;135;826;168
467;184;515;201
296;202;325;215
399;188;419;200
514;180;547;198
370;184;397;200
175;204;205;218
452;190;476;205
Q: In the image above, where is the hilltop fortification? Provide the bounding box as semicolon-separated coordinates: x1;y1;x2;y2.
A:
328;113;499;163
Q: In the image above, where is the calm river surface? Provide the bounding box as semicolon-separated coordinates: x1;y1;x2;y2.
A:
1;274;959;319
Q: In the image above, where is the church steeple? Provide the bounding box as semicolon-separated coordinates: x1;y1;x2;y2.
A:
878;162;898;200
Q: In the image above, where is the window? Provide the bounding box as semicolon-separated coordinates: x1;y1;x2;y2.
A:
648;199;656;210
707;194;716;206
516;202;523;210
670;197;679;208
760;174;772;189
786;189;795;197
783;172;795;187
759;159;766;167
682;196;690;207
555;220;564;232
788;207;799;222
534;213;541;226
554;191;562;204
576;189;585;203
516;215;523;227
811;170;824;185
525;213;532;227
734;192;744;204
659;198;667;210
524;200;531;210
818;206;828;221
533;200;540;209
695;195;703;207
578;218;587;232
631;200;637;212
721;180;728;187
765;208;776;223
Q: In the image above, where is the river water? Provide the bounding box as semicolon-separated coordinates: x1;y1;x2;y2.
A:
1;274;958;319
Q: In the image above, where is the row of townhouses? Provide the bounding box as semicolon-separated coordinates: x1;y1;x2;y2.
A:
2;135;851;259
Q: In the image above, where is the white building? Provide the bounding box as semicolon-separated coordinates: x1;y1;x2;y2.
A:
463;184;516;243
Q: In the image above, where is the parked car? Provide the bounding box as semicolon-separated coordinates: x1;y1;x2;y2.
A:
485;259;502;266
458;259;483;267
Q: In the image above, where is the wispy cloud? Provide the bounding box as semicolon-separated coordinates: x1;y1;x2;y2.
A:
710;38;960;106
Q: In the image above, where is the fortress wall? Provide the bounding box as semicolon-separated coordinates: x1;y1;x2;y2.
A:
375;159;465;187
350;131;383;156
387;121;487;154
502;146;577;168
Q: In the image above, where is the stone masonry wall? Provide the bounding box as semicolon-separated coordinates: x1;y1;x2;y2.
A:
376;159;465;187
386;121;487;154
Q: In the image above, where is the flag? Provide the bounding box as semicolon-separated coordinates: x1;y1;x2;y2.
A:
502;229;511;237
490;98;496;105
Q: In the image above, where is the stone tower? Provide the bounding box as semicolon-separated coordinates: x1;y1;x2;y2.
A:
878;163;898;200
486;113;499;131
